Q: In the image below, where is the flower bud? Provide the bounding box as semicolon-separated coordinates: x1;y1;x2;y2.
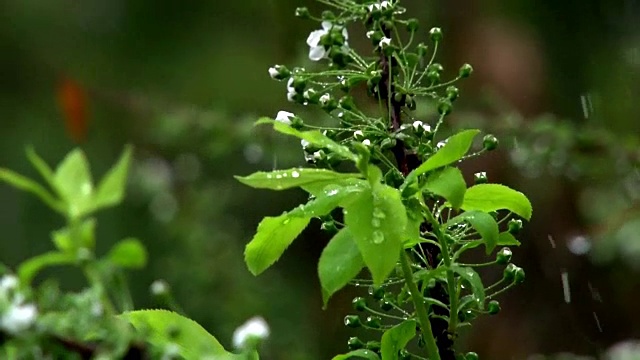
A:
483;134;499;151
488;300;501;315
459;63;473;78
466;352;480;360
496;247;512;265
427;70;440;84
295;7;310;18
365;316;382;329
446;85;459;101
321;10;335;20
407;18;419;32
503;263;517;282
438;99;453;116
428;63;444;73
474;171;488;184
515;267;526;284
508;219;523;234
368;285;385;300
268;65;290;80
365;341;381;352
429;27;443;42
344;315;361;328
347;337;365;350
416;43;428;57
352;297;367;311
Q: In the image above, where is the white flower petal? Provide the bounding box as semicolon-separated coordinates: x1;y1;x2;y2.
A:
275;111;295;125
0;275;18;293
232;316;270;349
268;67;279;79
309;46;326;61
0;303;37;334
287;91;297;102
306;29;326;47
321;21;333;31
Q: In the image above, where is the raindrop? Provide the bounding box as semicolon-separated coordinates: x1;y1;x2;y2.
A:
243;144;264;164
373;208;386;219
580;93;594;119
593;312;603;333
561;269;571;304
548;235;556;249
371;218;381;228
567;235;591;255
291;170;301;178
372;231;384;244
588;282;603;303
282;218;290;224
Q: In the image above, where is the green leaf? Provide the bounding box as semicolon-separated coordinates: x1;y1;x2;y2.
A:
18;251;76;284
344;184;406;286
423;167;467;209
236;168;360;191
381;320;416;360
245;213;311;275
407;129;480;181
108;238;148;269
53;149;94;218
301;178;367;197
26;146;56;189
449;211;499;254
258;118;358;162
462;184;533;220
51;218;96;253
318;228;364;306
290;184;365;219
119;310;236;358
332;349;381;360
451;265;485;308
497;232;521;246
0;168;65;213
94;145;133;211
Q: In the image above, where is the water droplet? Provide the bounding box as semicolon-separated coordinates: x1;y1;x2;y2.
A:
326;189;339;196
373;208;386;219
371;218;381;228
276;174;282;179
567;235;591;255
372;231;384;244
291;170;300;178
283;218;290;224
561;269;571;304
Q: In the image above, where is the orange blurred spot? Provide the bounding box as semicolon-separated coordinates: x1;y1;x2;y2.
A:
57;77;89;143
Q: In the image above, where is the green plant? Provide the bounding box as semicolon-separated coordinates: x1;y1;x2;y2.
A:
237;1;532;359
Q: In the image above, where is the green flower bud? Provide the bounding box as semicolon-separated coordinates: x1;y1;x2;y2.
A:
428;63;444;73
294;7;310;19
474;171;488;184
508;219;523;234
407;18;419;32
320;220;338;234
380;137;396;150
344;315;361;328
321;10;335;20
459;63;474;78
352;297;367;311
365;316;382;329
365;341;381;352
268;65;290;81
515;267;525;284
466;352;480;360
438;99;453;116
503;263;517;282
427;70;441;84
488;300;501;315
446;85;460;101
339;96;355;110
483;134;499;151
496;247;513;265
429;27;443;42
416;43;428;57
347;337;365;350
368;285;385;300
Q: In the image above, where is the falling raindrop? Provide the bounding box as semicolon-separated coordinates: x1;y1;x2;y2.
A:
548;235;556;249
580;93;593;119
561;269;571;304
567;235;591;255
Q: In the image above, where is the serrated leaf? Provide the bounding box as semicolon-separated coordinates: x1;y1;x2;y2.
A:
53;149;94;218
94;145;133;211
423;167;467;209
245;213;311;275
258;118;358;162
318;228;364;306
462;184;532;220
236;168;360;191
332;349;381;360
108;238;147;269
448;211;499;254
407;129;480;181
381;320;416;360
18;251;76;284
497;232;521;246
119;310;238;358
451;265;485;309
0;168;65;213
344;185;406;286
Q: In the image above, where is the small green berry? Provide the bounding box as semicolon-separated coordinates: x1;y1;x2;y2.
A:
459;63;473;78
352;297;367;312
368;285;385;300
437;99;453;116
466;352;480;360
483;134;499;151
496;247;513;265
515;267;526;284
344;315;361;328
488;300;501;315
429;27;443;42
427;70;441;84
347;337;365;350
503;263;517;282
446;85;460;101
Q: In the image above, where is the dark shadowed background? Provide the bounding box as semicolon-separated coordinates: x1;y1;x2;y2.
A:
1;0;639;359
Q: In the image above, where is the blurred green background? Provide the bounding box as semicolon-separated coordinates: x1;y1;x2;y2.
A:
1;0;639;359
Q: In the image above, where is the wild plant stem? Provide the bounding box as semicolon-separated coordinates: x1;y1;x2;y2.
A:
400;250;441;360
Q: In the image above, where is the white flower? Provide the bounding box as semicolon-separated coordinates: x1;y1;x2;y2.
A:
287;78;297;102
0;302;37;334
368;1;391;12
275;111;295;125
232;316;270;349
437;140;447;149
319;94;331;106
306;21;349;61
268;67;279;79
353;130;364;139
362;139;372;146
0;275;18;294
301;139;311;149
379;37;391;48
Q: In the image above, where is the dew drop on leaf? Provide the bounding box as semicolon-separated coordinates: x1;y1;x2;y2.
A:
372;230;384;244
371;218;381;228
291;170;300;178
